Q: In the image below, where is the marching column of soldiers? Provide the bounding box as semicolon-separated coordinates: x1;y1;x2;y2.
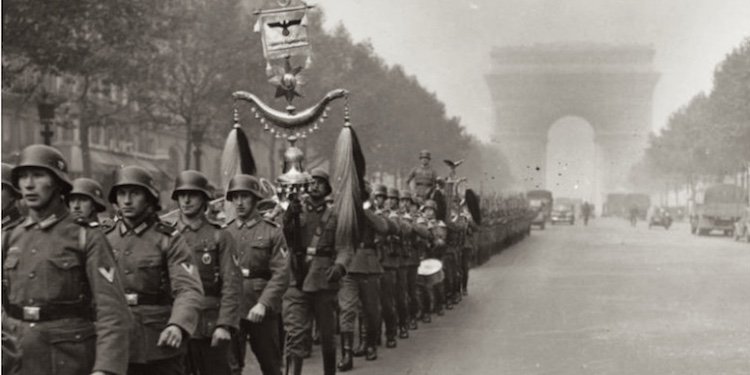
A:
1;144;532;375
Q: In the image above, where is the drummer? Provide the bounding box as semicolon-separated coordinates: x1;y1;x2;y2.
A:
419;199;447;320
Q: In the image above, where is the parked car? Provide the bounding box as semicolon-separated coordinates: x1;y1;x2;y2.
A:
550;203;575;225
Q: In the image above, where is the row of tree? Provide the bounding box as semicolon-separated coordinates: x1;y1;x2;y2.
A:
631;37;750;195
2;0;511;191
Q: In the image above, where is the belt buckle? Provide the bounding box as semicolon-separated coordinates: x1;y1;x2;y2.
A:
241;268;250;278
306;247;317;256
125;293;138;306
23;306;40;321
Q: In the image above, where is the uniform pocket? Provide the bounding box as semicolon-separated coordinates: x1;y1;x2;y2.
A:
47;254;84;301
136;256;165;294
46;323;96;375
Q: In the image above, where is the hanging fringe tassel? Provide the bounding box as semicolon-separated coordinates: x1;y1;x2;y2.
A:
332;124;366;249
220;108;257;221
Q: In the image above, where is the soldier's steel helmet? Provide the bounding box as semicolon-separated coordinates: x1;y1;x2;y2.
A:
373;184;387;197
226;174;263;199
2;163;20;196
421;199;438;211
70;178;107;212
387;187;400;199
400;190;413;201
108;166;160;204
419;150;431;160
11;145;72;192
171;170;212;200
310;167;331;193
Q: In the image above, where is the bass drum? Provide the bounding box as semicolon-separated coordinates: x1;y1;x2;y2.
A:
417;258;444;286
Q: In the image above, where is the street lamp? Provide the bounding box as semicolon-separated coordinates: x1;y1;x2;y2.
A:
37;93;56;145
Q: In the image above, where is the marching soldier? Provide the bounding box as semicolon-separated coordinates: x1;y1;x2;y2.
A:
337;182;393;370
106;165;204;375
373;185;400;348
422;199;447;317
386;188;411;339
281;168;351;375
399;190;428;329
68;178;107;227
3;145;131;375
170;171;241;375
2;163;24;233
406;150;438;201
459;204;479;296
224;174;289;375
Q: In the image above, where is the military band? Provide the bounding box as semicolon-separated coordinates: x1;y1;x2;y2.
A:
1;145;531;375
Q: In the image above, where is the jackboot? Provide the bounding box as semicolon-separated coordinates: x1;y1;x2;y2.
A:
352;322;367;357
286;355;303;375
322;339;337;375
410;317;418;330
422;313;432;323
337;332;353;372
365;337;378;361
399;325;409;339
385;334;397;348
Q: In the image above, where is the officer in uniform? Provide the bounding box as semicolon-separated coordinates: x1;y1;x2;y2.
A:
2;163;24;232
170;170;241;375
337;183;394;370
281;168;351;375
68;178;107;226
224;174;289;375
106;165;204;375
406;150;438;201
3;145;131;375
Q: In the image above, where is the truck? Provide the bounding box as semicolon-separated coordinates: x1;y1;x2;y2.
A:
527;189;553;229
691;184;748;236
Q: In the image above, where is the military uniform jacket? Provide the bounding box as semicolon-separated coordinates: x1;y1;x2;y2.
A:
173;217;241;339
224;213;289;316
407;165;437;198
106;216;204;364
2;204;24;232
283;199;352;292
381;210;406;269
347;208;395;274
3;204;132;375
427;219;447;259
401;211;431;266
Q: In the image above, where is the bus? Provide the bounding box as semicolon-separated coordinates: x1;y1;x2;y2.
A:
691;184;748;236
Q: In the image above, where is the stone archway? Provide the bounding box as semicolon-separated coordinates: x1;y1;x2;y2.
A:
486;44;659;199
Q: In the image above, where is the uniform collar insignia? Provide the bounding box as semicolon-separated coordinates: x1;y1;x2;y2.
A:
237;214;260;229
118;217;153;236
23;204;68;230
177;216;205;232
307;199;327;213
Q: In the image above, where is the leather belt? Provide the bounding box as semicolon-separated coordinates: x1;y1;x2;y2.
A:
7;303;92;322
306;247;334;257
241;268;271;280
124;293;172;306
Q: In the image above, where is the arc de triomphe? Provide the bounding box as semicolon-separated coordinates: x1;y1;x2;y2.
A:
486;44;659;202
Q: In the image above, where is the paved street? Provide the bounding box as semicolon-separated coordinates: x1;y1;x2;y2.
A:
245;218;750;374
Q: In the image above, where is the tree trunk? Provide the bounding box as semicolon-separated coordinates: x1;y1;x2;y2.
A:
184;123;192;171
80;111;92;178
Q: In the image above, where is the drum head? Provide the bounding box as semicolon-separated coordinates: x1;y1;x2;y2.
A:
418;258;443;276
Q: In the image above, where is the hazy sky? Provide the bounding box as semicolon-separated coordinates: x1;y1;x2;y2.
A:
316;0;750;140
